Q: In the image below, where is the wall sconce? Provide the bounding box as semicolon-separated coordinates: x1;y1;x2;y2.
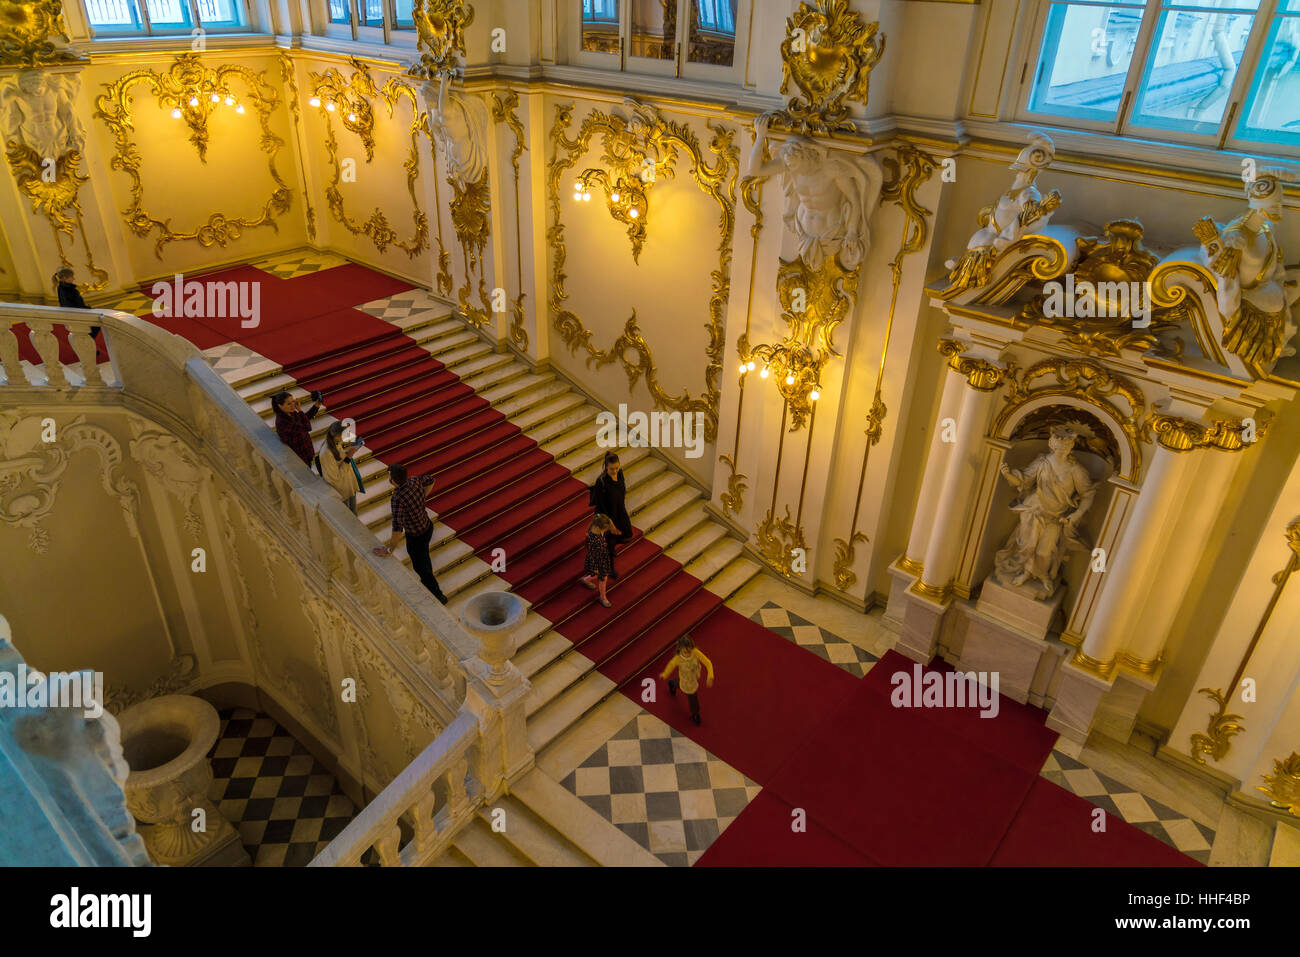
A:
571;165;653;263
163;81;245;161
739;336;826;425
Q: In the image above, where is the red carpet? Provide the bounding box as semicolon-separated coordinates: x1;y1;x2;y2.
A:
43;259;1200;867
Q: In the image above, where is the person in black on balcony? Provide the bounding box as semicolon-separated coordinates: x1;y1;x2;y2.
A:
54;266;99;340
590;451;634;579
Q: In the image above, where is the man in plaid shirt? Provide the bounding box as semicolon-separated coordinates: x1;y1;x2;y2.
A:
373;463;448;605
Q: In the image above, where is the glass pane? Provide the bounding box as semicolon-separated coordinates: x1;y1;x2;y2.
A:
395;0;414;27
581;0;621;54
1028;2;1147;123
361;0;383;25
328;0;351;23
1130;6;1257;135
145;0;195;28
688;0;735;65
630;0;675;60
196;0;243;26
85;0;145;29
1236;13;1300;145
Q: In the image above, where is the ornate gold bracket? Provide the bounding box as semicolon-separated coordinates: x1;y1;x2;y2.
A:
937;339;1011;391
1143;411;1267;453
774;0;885;136
1258;752;1300;817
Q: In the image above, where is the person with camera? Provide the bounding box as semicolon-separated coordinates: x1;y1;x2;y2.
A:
272;389;325;467
317;420;364;515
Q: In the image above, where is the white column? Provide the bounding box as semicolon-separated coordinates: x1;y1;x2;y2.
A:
903;366;968;567
1081;445;1193;666
918;383;998;594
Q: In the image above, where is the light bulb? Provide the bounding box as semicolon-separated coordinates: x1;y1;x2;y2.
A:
583;192;592;202
189;96;199;106
210;93;220;103
810;390;821;401
628;207;638;217
347;112;357;122
746;361;755;372
309;96;321;107
574;192;582;201
739;362;747;374
171;107;182;119
610;191;621;202
225;95;235;106
760;367;769;379
785;374;795;385
326;101;336;112
235;104;245;114
573;182;582;192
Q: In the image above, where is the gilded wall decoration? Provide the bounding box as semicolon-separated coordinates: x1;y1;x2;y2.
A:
490;90;526;179
937;339;1012;392
310;61;429;258
1191;518;1300;766
1143;412;1266;453
718;453;747;515
1258;752;1300;817
755;504;807;578
94;54;292;257
490;90;528;349
776;0;885;135
831;530;867;590
0;0;82;68
276;52;317;241
407;0;474;81
2;70;108;290
547;99;738;442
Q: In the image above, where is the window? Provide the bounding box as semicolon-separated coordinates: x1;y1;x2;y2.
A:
325;1;421;36
1023;0;1299;150
577;0;739;71
84;0;248;34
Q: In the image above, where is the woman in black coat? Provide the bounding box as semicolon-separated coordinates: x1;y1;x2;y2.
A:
592;451;634;577
54;267;99;339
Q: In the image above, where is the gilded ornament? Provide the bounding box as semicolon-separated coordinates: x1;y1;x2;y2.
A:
509;293;528;351
548;100;738;442
1258;752;1300;817
718;453;747;515
754;505;807;578
937;339;1010;392
0;0;82;68
1189;688;1245;765
94;54;292;257
831;531;868;590
1142;412;1266;453
776;0;885;135
489;90;526;179
407;0;474;81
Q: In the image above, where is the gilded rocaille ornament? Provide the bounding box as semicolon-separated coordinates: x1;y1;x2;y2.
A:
1142;411;1266;453
548;99;738;442
831;531;867;590
776;0;885;135
755;505;807;578
0;0;83;68
718;454;747;515
94;54;291;257
407;0;474;82
937;339;1011;392
1189;688;1246;765
1258;752;1300;817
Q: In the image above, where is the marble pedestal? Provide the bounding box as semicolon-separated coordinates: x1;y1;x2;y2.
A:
896;583;952;662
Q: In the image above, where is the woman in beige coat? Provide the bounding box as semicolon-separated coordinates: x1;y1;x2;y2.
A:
318;421;362;515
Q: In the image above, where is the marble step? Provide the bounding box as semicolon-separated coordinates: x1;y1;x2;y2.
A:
513;393;590;433
529;405;600;448
645;502;713;553
478;793;596;867
704;554;765;602
444;349;512;380
525;648;592;718
479;373;562;408
451;817;533;867
632;485;702;534
662;519;729;568
513;629;572;681
510;770;662;867
683;537;745;585
430;844;475;866
422;329;481;359
526;671;615;754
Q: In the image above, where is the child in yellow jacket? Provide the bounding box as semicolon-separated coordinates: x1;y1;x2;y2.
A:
661;634;714;726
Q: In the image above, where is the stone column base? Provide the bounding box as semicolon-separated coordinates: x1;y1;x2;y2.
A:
462;659;535;802
883;559;920;630
1046;659;1112;746
896;582;953;663
1093;669;1159;744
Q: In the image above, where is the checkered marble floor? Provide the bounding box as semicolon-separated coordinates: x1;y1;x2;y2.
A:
357;288;452;330
560;711;761;866
250;248;349;280
752;602;880;678
94;288;154;315
1041;750;1214;863
202;341;279;382
207;708;357;867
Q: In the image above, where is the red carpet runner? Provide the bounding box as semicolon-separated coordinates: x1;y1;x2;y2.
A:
42;261;1199;867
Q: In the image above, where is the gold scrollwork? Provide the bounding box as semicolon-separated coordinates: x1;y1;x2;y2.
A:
1258;752;1300;817
491;89;528;347
490;90;526;179
277;52;317;241
937;339;1011;392
311;61;428;258
1142;412;1266;453
1189;688;1246;765
407;0;474;81
775;0;885;135
718;453;747;515
0;0;82;68
548;100;738;442
94;53;291;257
831;531;868;590
755;504;807;578
3;143;108;290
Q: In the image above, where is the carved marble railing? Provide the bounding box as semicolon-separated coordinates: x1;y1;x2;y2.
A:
1;304;533;861
309;710;482;867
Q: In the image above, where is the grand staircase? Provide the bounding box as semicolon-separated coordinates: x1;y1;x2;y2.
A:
227;300;765;865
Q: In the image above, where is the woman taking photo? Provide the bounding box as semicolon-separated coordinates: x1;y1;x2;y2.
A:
590;451;634;578
318;421;363;515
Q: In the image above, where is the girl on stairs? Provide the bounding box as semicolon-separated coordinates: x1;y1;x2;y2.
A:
317;421;364;515
580;513;616;608
661;634;714;727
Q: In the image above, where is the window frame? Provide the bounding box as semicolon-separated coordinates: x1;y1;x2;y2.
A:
82;0;255;38
569;0;746;83
1014;0;1298;155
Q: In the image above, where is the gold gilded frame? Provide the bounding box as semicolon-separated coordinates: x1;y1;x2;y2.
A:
94;53;291;258
547;100;738;442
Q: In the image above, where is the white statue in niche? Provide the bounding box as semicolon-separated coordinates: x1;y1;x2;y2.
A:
1195;166;1299;363
993;424;1098;600
0;70;85;160
747;112;883;271
422;71;490;190
945;132;1062;289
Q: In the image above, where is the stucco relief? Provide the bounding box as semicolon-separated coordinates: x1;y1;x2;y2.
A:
128;425;209;539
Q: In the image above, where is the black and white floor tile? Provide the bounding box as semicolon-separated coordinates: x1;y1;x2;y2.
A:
202;341;278;381
251;249;349;280
753;602;880;678
207;708;357;867
357;289;449;329
560;711;761;867
1041;750;1215;863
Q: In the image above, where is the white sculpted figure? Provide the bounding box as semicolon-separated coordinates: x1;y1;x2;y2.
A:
1196;166;1299;364
993;425;1098;600
423;71;490;190
0;70;85;160
747;112;883;272
945;132;1062;289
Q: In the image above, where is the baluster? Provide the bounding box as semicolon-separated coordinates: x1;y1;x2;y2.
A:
408;787;440;856
372;822;402;866
1;322;27;387
68;327;104;386
27;321;67;388
446;754;470;819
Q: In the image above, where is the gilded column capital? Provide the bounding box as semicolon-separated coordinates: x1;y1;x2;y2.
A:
937;338;1010;392
1142;411;1267;453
